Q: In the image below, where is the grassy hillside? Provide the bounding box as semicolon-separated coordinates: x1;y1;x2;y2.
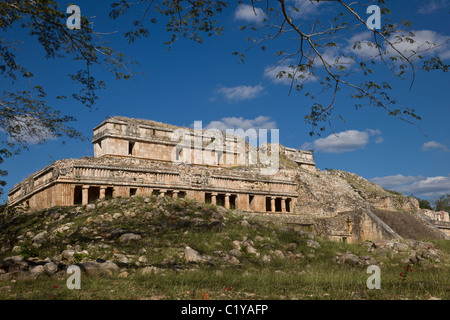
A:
0;196;448;300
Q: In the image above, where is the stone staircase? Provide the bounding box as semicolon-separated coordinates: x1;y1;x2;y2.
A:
371;209;445;240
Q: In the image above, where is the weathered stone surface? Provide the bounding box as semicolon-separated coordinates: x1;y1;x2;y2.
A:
141;266;162;275
43;262;58;275
119;233;142;243
28;265;45;278
229;249;242;258
334;251;378;267
31;231;47;245
306;239;321;249
112;213;122;219
260;255;271;265
6;116;447;244
273;250;285;259
113;253;129;264
184;246;203;263
78;261;119;276
138;256;148;264
110;228;129;239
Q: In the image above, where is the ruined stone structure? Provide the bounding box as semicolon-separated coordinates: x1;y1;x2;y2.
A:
7;117;314;213
7;116;449;242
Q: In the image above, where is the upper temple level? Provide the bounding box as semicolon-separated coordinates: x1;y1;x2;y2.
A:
92;117;316;169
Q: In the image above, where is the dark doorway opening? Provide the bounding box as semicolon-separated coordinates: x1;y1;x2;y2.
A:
74;186;83;205
265;197;271;212
128;141;135;155
216;194;225;207
130;188;137;197
249;195;254;211
88;187;100;203
105;187;114;199
275;198;282;212
230;195;237;210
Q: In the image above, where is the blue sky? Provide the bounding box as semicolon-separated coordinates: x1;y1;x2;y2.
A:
1;0;449;202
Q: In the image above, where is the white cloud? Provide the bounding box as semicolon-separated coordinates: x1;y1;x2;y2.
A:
391;30;450;60
344;32;379;58
346;30;450;61
234;4;266;23
264;59;316;85
418;0;449;14
216;84;265;102
264;51;354;85
422;141;450;152
203;116;277;132
288;0;324;18
301;129;382;153
320;49;355;67
371;174;422;189
371;174;450;197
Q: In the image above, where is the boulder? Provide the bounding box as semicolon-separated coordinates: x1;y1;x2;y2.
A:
28;265;45;278
273;250;285;259
227;256;240;265
112;213;122;219
31;231;47;245
119;233;142;243
61;249;76;260
141;266;162;275
110;228;129;239
78;261;119;276
232;240;241;251
43;262;58;275
306;239;321;249
341;252;361;266
209;220;226;229
241;220;250;227
191;218;206;227
11;246;21;254
229;249;242;258
260;255;272;265
113;253;129;264
138;256;148;264
184;246;204;263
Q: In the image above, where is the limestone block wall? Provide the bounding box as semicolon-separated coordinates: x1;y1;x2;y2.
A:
92;117;315;169
313;209;402;243
92;117;247;167
8;157;299;215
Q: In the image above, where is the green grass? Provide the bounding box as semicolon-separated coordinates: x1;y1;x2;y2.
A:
0;196;449;300
1;257;447;300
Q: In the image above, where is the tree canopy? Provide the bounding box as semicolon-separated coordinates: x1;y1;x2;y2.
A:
0;0;448;196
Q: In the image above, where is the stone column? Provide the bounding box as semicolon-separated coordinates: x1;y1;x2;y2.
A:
99;186;106;200
211;193;217;205
281;197;286;213
159;190;166;198
173;190;179;199
225;194;230;209
270;197;275;213
82;186;89;205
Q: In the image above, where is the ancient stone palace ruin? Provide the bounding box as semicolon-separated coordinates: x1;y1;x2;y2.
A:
7;116;449;242
7;117;315;212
